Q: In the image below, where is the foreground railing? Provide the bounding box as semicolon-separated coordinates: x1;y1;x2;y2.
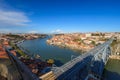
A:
5;48;40;80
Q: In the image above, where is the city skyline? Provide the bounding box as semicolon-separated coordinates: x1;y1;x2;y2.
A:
0;0;120;33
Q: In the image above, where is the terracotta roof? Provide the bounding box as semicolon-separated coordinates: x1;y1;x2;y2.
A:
0;46;8;58
10;50;17;56
3;41;9;45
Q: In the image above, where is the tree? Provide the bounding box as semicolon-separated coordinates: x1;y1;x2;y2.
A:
91;41;95;45
47;59;54;64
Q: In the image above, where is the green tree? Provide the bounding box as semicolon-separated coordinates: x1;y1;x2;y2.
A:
47;59;54;64
91;41;95;45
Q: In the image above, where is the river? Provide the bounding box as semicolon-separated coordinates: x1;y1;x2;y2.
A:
18;36;80;66
103;59;120;80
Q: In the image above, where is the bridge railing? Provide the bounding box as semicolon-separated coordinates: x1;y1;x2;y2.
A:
5;48;40;80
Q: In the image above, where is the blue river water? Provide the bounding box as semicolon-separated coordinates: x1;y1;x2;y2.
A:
19;36;81;66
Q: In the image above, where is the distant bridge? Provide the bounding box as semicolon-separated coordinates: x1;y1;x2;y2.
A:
40;39;113;80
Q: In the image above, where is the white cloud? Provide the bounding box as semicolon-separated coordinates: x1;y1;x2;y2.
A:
28;31;38;33
0;0;31;33
51;29;63;33
0;10;30;27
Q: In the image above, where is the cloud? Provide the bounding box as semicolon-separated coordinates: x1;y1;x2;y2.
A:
0;0;31;33
0;10;30;27
28;31;38;33
51;29;63;33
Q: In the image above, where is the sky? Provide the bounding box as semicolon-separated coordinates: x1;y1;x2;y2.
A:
0;0;120;33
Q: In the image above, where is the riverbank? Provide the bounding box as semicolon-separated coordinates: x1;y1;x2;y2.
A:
10;35;48;57
109;55;120;60
46;40;89;53
9;40;27;57
47;41;85;53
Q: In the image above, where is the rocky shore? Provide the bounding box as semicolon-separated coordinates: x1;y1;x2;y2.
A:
109;55;120;60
